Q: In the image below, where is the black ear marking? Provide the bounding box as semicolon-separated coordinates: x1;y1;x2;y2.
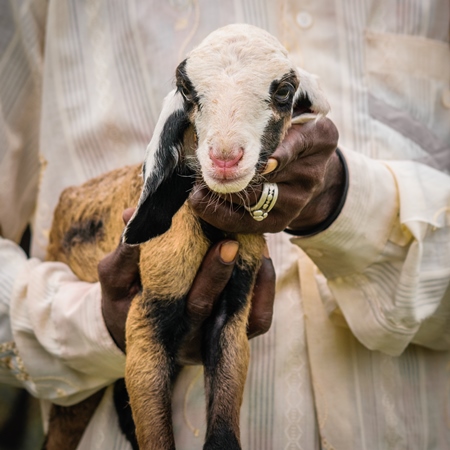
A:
292;92;313;119
123;105;194;245
123;168;194;245
176;59;200;109
292;67;330;120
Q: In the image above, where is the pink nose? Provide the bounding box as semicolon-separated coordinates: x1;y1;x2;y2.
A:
209;147;244;168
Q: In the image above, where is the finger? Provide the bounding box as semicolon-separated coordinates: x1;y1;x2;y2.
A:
98;243;141;295
101;296;131;353
190;184;299;234
268;123;310;173
122;207;136;225
268;117;338;176
114;242;140;268
98;207;139;287
189;189;259;233
99;243;140;279
186;240;239;325
247;249;276;339
116;208;140;273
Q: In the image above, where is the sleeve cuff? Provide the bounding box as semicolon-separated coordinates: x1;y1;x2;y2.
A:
52;279;126;375
10;260;125;402
290;147;399;279
0;238;28;343
291;148;418;355
284;148;349;237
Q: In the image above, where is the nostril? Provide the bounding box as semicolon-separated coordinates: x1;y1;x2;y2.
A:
209;147;244;168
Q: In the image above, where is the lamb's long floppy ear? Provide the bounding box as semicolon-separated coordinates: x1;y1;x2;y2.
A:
292;68;330;124
122;89;194;245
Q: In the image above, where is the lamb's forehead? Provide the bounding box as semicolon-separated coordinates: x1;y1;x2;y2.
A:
192;24;287;55
185;24;295;94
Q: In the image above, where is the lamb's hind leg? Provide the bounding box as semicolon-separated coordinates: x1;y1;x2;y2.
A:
125;293;189;450
202;265;255;450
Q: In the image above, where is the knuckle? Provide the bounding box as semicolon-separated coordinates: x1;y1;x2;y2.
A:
188;297;214;319
264;262;277;285
97;253;113;277
319;118;339;146
269;215;291;233
118;243;139;262
254;315;273;335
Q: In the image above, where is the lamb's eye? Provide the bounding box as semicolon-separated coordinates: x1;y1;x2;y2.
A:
274;83;294;104
178;83;192;101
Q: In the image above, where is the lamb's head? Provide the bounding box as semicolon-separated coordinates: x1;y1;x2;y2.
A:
176;24;329;193
123;24;329;245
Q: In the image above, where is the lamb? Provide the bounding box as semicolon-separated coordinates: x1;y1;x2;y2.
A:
44;23;329;450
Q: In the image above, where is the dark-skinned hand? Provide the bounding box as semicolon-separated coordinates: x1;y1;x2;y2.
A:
99;208;276;364
100;117;340;359
189;117;344;234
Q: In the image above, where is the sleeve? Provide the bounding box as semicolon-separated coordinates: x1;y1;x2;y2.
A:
0;237;126;406
291;147;450;356
0;1;125;405
0;0;47;243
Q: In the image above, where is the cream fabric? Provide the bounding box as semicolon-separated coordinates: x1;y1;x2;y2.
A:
0;0;449;449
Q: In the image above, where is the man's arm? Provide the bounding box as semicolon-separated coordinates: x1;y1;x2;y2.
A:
190;117;450;356
1;224;276;405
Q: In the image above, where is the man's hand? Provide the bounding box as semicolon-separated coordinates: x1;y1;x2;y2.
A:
189;117;343;234
99;209;141;352
99;209;276;357
177;241;275;365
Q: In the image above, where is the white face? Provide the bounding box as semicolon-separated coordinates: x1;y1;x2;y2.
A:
180;25;299;194
191;80;274;193
125;25;330;245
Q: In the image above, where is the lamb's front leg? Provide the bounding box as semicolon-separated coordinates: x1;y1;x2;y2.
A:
125;293;189;450
202;265;256;450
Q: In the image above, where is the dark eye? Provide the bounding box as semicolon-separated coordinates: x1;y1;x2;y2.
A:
274;83;294;104
178;82;192;101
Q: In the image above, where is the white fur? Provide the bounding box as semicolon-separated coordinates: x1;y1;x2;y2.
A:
144;24;329;195
143;90;184;181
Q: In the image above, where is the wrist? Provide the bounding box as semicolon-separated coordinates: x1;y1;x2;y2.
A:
285;148;348;236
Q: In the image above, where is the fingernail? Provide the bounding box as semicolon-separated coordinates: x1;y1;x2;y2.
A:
262;158;278;175
220;241;239;264
263;243;270;259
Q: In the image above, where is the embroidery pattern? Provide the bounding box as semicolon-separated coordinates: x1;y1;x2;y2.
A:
0;341;30;382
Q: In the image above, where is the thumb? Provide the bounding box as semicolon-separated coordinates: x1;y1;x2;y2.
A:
98;207;140;290
111;206;140;270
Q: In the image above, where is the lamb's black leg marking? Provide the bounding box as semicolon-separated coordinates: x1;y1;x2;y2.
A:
198;219;228;245
146;295;192;361
120;295;190;449
202;265;253;368
202;265;256;450
124;168;194;244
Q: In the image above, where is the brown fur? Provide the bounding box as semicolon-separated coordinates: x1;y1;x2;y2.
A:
43;389;105;450
40;22;331;449
44;163;265;450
